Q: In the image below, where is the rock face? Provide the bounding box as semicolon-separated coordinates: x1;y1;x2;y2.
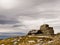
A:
40;24;54;35
28;30;42;35
28;24;54;35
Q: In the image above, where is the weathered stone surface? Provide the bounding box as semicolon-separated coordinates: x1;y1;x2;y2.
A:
28;24;54;35
40;24;54;35
28;30;42;35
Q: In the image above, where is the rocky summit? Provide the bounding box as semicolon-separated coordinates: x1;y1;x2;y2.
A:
28;24;54;35
0;24;60;45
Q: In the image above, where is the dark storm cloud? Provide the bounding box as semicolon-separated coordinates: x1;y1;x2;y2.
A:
0;20;19;24
0;15;19;24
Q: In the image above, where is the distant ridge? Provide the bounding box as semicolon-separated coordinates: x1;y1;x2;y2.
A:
0;32;25;36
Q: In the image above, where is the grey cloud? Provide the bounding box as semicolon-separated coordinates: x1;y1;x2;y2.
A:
0;20;19;24
0;15;19;25
0;0;60;33
54;26;60;29
53;26;60;33
0;0;59;19
12;25;25;27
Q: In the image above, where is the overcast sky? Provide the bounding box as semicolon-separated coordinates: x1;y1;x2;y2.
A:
0;0;60;34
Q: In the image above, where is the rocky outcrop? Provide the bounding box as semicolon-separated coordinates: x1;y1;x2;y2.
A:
40;24;54;35
28;24;54;35
28;30;42;35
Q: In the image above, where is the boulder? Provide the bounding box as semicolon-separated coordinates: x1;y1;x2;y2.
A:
40;24;54;35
